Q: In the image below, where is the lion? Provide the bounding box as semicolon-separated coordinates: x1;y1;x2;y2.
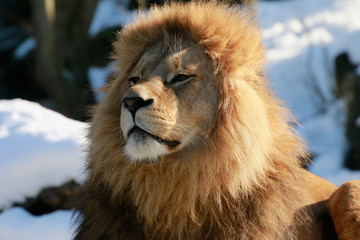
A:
74;2;360;240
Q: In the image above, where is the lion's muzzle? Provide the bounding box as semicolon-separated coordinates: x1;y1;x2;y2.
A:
123;96;154;119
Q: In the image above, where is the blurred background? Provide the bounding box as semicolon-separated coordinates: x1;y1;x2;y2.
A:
0;0;359;239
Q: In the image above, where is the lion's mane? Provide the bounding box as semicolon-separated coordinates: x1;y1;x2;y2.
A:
75;2;310;239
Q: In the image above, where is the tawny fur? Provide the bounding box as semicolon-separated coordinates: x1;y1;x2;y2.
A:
328;180;360;240
74;2;360;240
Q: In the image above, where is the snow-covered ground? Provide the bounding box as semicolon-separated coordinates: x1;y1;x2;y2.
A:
1;0;360;239
0;99;87;210
257;0;360;185
0;100;87;240
0;208;73;240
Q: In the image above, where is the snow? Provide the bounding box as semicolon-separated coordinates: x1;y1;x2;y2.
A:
88;64;114;102
1;0;360;239
256;0;360;186
299;99;353;186
0;99;88;209
89;0;135;37
13;37;36;60
0;208;73;240
258;0;360;119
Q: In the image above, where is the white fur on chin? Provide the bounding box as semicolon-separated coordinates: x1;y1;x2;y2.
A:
124;135;169;161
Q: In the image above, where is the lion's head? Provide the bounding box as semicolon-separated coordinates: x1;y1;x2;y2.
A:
120;37;219;161
83;2;307;238
108;1;280;168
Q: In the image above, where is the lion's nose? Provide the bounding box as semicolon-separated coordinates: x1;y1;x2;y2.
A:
122;97;154;118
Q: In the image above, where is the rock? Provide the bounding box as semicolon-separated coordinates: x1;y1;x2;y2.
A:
13;180;80;216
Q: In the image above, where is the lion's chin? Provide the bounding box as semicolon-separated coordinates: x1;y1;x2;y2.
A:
124;127;179;161
124;135;169;161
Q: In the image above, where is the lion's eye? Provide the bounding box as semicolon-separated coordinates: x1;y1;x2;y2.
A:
128;77;139;86
170;74;192;85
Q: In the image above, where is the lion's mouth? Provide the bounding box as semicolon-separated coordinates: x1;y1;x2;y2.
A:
128;126;180;147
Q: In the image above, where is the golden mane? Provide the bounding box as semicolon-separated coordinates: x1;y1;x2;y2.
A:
75;2;313;239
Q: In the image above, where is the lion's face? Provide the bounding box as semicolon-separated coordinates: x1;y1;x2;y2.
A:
120;37;219;161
